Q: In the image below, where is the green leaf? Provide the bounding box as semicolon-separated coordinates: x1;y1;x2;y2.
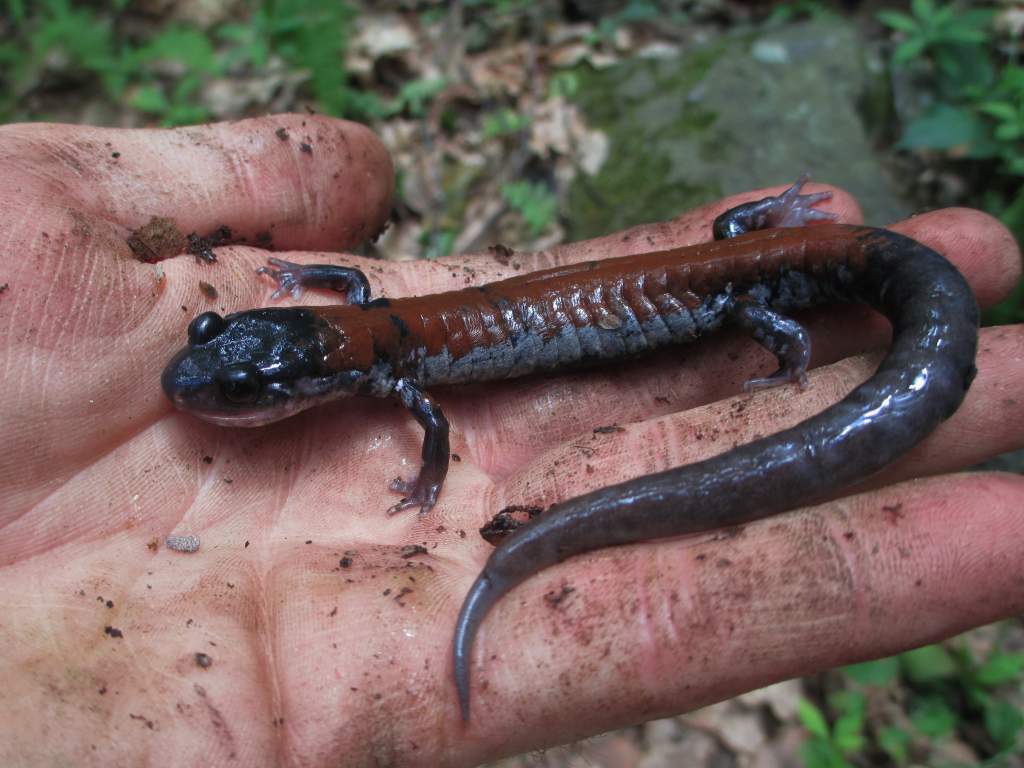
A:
877;10;919;34
162;102;210;127
421;229;456;260
833;713;865;754
995;123;1023;141
800;738;854;768
899;104;987;153
217;23;249;42
976;652;1024;686
1007;156;1024;176
548;71;579;99
799;739;835;768
878;726;911;765
170;73;204;108
829;689;866;715
910;695;957;738
7;0;25;22
0;41;17;67
940;26;988;44
261;1;357;117
959;9;997;28
829;690;866;753
900;644;958;682
391;77;447;117
1001;186;1024;231
911;0;935;22
931;4;955;27
798;699;831;739
341;90;387;121
131;85;169;114
934;43;994;93
501;181;557;236
618;0;660;23
843;657;900;686
893;37;928;65
483;109;531;138
983;698;1023;750
996;65;1024;94
138;27;218;73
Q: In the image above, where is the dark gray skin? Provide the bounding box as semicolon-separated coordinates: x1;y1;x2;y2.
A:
451;191;980;720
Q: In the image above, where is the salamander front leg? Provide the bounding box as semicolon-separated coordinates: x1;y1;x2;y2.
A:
712;174;838;240
388;379;450;515
731;297;811;391
257;257;371;304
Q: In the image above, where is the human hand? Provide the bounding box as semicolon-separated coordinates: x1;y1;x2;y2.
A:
0;116;1021;767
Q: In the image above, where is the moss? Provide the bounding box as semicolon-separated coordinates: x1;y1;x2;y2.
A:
567;19;912;239
567;44;729;239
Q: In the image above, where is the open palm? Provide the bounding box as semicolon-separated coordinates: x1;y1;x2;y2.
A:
1;116;1022;767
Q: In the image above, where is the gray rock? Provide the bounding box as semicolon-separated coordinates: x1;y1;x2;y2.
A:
568;19;911;240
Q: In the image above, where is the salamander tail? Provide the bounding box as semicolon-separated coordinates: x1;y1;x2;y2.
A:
453;572;502;721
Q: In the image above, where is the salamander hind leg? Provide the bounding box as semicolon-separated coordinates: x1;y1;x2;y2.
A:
712;174;838;240
257;257;371;304
730;297;811;392
387;379;450;515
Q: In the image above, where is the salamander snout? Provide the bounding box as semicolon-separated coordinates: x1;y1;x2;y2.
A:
162;307;362;427
161;342;277;426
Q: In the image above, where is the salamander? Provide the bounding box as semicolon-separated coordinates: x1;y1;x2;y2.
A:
160;178;979;720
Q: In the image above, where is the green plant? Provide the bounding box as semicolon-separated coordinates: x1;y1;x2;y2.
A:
384;77;447;119
219;0;366;119
420;228;457;260
463;0;533;10
877;1;1023;322
501;180;558;237
483;108;531;138
765;0;837;25
583;0;682;46
900;642;1024;755
977;66;1024;174
798;691;866;768
548;71;579;100
877;0;993;70
0;0;377;125
800;637;1024;767
130;26;220;124
10;0;128;96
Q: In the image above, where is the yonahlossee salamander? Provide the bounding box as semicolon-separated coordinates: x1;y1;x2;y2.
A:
160;178;979;719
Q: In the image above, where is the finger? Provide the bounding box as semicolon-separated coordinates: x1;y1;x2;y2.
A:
455;208;1020;477
1;115;393;412
405;202;1017;319
274;180;858;300
0;115;393;251
872;324;1024;486
456;471;1024;755
889;207;1021;308
489;324;1024;506
0;117;388;520
447;179;863;274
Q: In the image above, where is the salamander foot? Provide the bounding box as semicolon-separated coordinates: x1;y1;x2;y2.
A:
387;476;441;515
768;174;837;228
257;257;371;304
388;378;450;514
257;257;308;300
731;297;812;393
712;174;839;240
743;367;810;393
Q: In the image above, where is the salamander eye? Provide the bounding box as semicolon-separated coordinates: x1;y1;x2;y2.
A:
188;312;225;345
216;364;261;404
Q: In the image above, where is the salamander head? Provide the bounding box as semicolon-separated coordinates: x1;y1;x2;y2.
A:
161;308;365;426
